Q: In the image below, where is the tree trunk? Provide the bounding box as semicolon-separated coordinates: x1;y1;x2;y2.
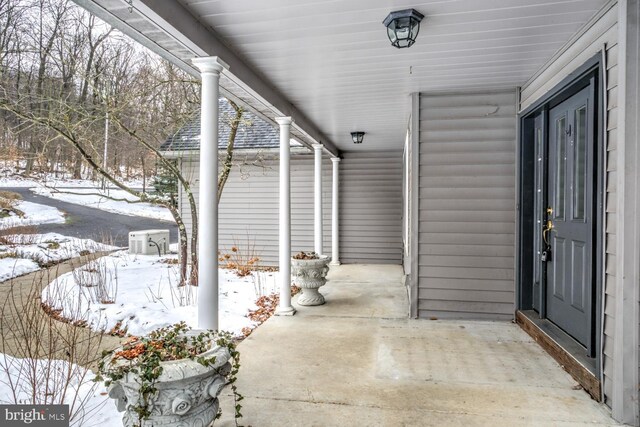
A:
166;203;188;285
72;153;82;179
218;101;243;202
140;155;146;193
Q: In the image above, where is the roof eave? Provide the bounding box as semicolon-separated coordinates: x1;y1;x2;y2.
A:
71;0;340;158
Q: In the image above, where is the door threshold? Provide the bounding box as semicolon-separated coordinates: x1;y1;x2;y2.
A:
516;310;600;400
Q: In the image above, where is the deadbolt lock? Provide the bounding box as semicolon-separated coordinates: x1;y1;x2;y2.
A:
546;207;553;216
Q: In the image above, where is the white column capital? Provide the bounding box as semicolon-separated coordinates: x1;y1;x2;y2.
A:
331;157;341;163
312;143;324;151
276;116;293;126
192;56;229;75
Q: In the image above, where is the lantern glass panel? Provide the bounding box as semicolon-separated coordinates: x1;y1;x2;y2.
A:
395;17;411;38
397;37;411;48
410;18;420;39
387;27;397;44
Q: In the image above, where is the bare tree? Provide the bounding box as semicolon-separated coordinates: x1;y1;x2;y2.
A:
0;0;262;287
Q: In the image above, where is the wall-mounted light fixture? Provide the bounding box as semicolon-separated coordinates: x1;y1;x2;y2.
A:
383;9;424;48
351;132;365;144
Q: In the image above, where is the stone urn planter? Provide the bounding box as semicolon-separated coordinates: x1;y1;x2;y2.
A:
100;324;235;427
291;252;331;306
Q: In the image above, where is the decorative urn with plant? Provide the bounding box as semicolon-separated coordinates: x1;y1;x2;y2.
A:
97;322;242;427
291;251;331;306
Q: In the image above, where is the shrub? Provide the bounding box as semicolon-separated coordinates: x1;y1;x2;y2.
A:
0;225;38;245
45;241;61;250
218;234;262;277
0;190;22;201
0;251;19;259
0;273;107;427
0;191;24;219
70;255;118;305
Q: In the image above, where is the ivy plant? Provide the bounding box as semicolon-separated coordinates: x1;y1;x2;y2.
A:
96;322;243;426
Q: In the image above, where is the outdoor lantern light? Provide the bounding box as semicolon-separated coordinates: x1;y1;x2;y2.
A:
383;9;424;48
351;132;365;144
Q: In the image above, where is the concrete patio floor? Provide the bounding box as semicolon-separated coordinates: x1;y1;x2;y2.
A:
218;264;617;426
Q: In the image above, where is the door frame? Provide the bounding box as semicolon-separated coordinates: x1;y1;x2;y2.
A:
516;53;605;381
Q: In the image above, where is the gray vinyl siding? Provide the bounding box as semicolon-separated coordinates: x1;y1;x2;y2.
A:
178;151;403;266
519;1;618;406
417;90;517;320
339;151;403;264
179;154;332;266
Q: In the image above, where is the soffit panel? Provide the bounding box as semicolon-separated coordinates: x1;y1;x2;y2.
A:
178;0;608;151
82;0;610;151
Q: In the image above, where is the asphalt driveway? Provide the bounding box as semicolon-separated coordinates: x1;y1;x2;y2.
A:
2;187;178;247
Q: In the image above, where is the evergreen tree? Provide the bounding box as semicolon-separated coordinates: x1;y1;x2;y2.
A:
153;159;178;208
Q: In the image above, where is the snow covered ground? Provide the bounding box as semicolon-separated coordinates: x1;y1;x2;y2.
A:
0;199;65;229
0;169;171;222
0;173;98;188
0;258;39;282
0;352;119;427
0;233;118;282
43;251;278;337
32;187;173;222
0;166;144;189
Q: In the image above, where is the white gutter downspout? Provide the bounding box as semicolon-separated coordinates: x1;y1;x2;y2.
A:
192;56;227;330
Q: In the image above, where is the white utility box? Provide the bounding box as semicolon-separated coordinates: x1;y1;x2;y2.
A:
128;229;170;256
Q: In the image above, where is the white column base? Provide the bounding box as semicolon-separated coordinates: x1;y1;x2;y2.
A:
275;306;296;316
329;261;341;266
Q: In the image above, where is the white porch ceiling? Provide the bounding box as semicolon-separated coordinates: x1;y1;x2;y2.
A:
74;0;609;152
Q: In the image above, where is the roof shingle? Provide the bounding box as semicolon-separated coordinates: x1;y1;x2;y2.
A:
160;98;280;152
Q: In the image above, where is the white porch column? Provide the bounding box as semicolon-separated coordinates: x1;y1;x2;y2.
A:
192;56;227;330
276;117;295;316
330;157;340;265
313;144;324;255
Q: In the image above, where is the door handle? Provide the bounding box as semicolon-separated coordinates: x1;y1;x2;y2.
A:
543;219;554;244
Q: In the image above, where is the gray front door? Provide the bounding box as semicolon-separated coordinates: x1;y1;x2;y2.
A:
545;86;594;348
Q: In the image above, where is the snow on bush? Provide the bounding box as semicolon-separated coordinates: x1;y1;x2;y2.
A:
0;233;118;282
0;200;65;229
0;258;40;282
43;251;278;337
0;353;120;427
